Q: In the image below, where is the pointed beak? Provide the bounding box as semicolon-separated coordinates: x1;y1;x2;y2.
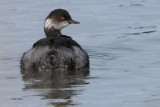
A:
68;20;80;24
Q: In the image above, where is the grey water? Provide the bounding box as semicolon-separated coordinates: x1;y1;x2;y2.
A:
1;0;160;107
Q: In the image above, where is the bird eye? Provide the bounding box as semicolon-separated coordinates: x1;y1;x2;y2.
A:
60;17;65;20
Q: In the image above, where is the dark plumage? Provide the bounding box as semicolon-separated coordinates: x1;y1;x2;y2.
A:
21;9;89;71
33;35;80;49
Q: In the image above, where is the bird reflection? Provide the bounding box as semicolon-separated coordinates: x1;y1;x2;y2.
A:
21;68;90;107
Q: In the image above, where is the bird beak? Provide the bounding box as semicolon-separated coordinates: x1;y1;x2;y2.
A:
68;20;80;24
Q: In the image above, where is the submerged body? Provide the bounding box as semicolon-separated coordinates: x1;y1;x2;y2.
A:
21;36;89;71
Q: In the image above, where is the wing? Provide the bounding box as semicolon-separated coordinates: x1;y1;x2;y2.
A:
33;35;81;49
21;35;89;71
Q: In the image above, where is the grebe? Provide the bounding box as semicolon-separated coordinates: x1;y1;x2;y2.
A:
21;9;89;71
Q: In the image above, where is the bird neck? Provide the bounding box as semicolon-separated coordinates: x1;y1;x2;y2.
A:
44;27;62;37
44;18;62;37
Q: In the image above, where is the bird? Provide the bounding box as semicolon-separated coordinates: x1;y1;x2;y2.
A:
21;9;89;71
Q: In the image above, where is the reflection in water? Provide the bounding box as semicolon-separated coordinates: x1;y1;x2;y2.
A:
21;68;90;107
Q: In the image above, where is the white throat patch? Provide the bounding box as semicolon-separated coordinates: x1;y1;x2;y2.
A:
44;18;69;30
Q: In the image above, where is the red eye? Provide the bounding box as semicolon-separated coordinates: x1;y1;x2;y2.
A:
61;17;65;20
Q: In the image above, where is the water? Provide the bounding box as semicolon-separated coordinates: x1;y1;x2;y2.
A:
1;0;160;107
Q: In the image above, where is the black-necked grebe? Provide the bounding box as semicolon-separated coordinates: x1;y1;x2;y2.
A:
21;9;89;71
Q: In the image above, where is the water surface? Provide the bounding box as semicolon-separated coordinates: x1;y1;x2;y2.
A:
1;0;160;107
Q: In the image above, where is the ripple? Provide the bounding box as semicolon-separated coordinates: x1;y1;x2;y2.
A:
89;34;104;38
144;98;160;102
130;4;144;6
125;30;156;35
128;26;157;29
